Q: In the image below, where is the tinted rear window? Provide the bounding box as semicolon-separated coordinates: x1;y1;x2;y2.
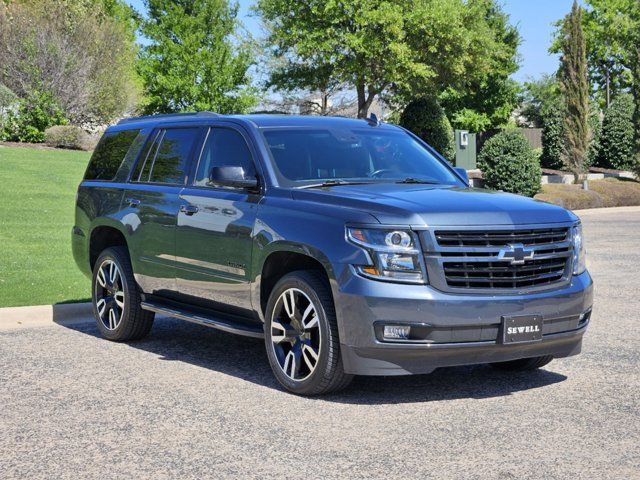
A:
148;128;198;184
84;129;140;181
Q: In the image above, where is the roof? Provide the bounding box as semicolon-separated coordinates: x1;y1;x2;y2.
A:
115;112;395;130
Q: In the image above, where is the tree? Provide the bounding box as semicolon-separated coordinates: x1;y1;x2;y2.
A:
256;0;520;119
580;0;640;107
519;74;562;128
594;94;635;170
437;3;521;131
541;100;566;170
559;1;590;182
0;0;140;125
399;96;454;161
138;0;257;114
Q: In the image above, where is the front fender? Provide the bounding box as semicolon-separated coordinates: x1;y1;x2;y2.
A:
250;193;378;321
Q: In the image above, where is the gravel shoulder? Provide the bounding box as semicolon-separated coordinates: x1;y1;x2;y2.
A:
1;208;639;479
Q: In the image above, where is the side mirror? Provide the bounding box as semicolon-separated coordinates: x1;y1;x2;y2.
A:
454;167;469;186
209;166;258;190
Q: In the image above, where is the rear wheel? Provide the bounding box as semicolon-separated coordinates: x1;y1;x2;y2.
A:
92;246;154;341
264;271;353;395
490;355;553;371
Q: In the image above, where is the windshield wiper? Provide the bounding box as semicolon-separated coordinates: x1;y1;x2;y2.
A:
396;177;440;184
297;180;373;189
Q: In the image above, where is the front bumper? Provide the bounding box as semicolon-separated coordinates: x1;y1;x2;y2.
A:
333;269;593;376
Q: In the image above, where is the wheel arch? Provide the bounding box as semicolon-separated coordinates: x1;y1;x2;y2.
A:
256;243;336;320
88;222;130;271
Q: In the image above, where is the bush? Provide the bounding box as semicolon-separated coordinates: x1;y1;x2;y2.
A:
478;129;542;197
540;101;565;170
593;94;635;170
44;125;89;150
1;91;67;143
0;83;17;110
400;96;455;161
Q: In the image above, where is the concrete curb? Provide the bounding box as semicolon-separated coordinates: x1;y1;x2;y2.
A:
574;205;640;215
0;302;93;330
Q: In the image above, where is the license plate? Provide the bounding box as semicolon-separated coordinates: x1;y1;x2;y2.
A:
502;314;543;344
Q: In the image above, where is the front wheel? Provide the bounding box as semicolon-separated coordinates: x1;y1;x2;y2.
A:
490;355;553;371
92;246;154;342
264;271;353;395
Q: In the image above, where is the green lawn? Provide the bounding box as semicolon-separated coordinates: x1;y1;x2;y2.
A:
0;145;92;307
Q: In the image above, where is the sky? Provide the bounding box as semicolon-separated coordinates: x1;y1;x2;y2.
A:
125;0;577;83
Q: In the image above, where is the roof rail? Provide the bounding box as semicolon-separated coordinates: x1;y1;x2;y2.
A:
117;111;220;125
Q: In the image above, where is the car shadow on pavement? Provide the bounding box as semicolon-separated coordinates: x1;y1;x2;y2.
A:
60;317;568;405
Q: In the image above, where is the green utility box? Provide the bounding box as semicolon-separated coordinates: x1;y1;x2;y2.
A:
454;130;476;170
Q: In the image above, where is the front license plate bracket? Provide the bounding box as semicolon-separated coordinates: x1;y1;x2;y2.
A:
501;314;543;344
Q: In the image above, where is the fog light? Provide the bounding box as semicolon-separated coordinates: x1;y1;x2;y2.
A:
383;325;411;340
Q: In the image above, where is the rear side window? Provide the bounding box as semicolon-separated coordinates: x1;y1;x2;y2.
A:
84;129;140;181
134;128;199;185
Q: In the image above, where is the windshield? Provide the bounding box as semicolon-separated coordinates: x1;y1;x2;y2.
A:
261;127;462;187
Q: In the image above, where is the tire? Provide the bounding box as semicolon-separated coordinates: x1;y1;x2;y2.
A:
91;246;154;342
490;355;553;371
264;270;353;395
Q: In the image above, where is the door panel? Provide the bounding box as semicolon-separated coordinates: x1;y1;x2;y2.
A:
123;126;202;296
122;184;182;295
174;125;261;315
175;188;260;313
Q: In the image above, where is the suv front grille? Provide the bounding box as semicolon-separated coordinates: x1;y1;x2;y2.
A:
435;227;569;247
443;257;568;289
423;226;573;293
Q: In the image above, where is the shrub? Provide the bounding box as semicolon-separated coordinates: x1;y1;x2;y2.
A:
593;94;635;170
0;0;139;124
1;91;67;143
478;129;542;197
44;125;89;150
540;101;565;170
400;96;455;161
0;83;17;110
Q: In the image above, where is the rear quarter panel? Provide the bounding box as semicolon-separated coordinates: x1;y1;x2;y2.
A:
72;182;127;277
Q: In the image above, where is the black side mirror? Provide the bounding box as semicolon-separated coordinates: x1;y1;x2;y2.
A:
209;166;258;190
454;167;469;186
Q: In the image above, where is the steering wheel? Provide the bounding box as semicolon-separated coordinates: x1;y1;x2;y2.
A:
369;168;395;178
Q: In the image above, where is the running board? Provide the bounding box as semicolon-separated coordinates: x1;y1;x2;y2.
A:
141;301;264;339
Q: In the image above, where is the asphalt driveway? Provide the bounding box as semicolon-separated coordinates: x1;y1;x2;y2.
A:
1;207;639;479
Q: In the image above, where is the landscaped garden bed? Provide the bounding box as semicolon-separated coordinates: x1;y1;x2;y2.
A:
534;178;640;210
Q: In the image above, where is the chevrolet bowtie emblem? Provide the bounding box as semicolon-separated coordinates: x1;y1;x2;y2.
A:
497;243;535;265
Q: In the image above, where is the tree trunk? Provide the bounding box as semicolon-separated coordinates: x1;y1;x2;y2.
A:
356;81;367;118
605;66;611;108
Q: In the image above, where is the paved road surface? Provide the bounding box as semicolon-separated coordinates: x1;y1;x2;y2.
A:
1;207;639;479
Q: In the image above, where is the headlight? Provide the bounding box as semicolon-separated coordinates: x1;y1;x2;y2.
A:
347;227;426;283
572;223;586;275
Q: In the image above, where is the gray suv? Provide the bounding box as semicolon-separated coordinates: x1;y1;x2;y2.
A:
72;113;593;395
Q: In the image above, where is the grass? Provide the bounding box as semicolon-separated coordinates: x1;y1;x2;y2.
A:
0;144;91;307
535;177;640;210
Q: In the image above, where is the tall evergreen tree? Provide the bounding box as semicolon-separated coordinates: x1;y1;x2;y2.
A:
138;0;257;114
559;1;590;182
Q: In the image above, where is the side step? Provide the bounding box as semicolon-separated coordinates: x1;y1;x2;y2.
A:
141;301;264;339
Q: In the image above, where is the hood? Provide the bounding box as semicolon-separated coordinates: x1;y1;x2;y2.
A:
291;184;577;226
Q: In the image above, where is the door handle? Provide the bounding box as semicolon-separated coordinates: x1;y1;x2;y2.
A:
126;198;140;208
180;204;199;215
